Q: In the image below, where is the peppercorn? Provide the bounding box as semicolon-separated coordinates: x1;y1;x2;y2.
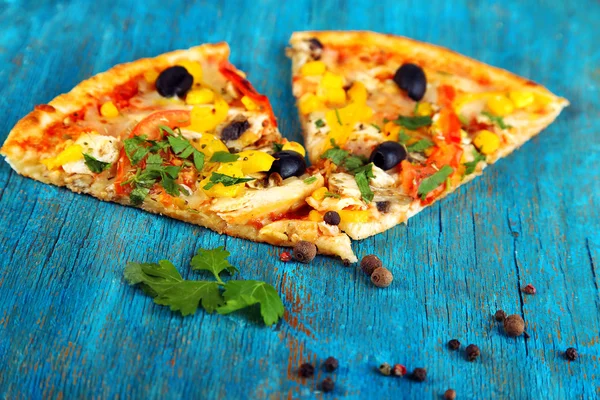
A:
298;362;315;378
465;344;480;361
360;255;382;276
565;347;578;361
494;309;507;322
392;364;407;377
279;251;292;262
447;339;460;351
411;368;427;382
321;377;334;393
503;314;525;337
371;267;393;288
293;241;317;263
522;284;536;295
323;211;341;226
324;356;339;372
444;389;457;400
378;362;392;376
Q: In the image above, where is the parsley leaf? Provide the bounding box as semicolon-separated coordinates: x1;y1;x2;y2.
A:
161;126;205;171
406;139;434;152
321;147;349;165
463;149;487;175
417;165;454;200
324;191;341;199
352;163;375;203
334;109;342;125
203;173;255;190
398;130;411;144
217;280;285;326
344;155;367;171
210;152;240;163
272;143;284;152
303;176;317;184
83;153;111;173
315;119;325;128
129;187;150;206
191;246;238;279
370;123;381;131
482;111;511;130
123;135;149;165
394;115;432;130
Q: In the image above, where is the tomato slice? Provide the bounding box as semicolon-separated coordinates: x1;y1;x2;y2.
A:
427;143;463;169
218;61;277;127
437;84;456;108
437;108;462;144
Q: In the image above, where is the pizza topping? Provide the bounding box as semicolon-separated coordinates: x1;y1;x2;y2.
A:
236;150;275;174
99;101;119;118
463;149;486;175
83;153;111;173
417;165;453;200
189;96;230;132
308;37;324;60
220;118;250;141
376;201;391;213
269;150;307;179
323;210;341;226
281;141;306;157
472;130;500;155
59;133;119;175
353;163;375;203
406;139;434;153
156;66;194;98
185;88;215;105
393;114;432;130
369;141;407;170
481;111;511;130
508;91;535;109
300;60;327;76
486;94;515;116
393;63;427;101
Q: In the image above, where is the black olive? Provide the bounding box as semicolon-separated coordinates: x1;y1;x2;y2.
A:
369;141;407;170
308;38;323;60
221;119;250;141
156;66;193;98
269;151;306;179
393;63;427;101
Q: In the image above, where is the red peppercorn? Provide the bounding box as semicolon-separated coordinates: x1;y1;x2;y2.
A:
392;364;407;377
522;284;536;295
279;251;292;262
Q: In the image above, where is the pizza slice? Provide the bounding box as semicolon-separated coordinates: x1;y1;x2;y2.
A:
288;31;568;240
1;43;357;262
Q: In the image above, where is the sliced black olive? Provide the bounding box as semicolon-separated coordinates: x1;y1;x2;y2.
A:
308;37;323;60
269;150;306;179
369;141;407;170
376;201;391;213
393;63;427;101
156;66;193;98
221;119;250;141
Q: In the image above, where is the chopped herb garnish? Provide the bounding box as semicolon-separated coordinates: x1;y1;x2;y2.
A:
413;102;420;115
393;115;433;130
303;176;317;184
83;153;111;173
463;149;487;175
334;109;342;125
272;143;284;152
123;135;150;165
123;153;187;204
482;111;511;130
370;123;381;131
458;114;470;126
161;126;205;171
407;139;435;153
344;155;367;171
210;152;240;163
324;191;341;199
203;173;255;190
353;163;375;203
315;119;325;128
124;246;284;324
417;165;454;200
321;139;367;170
398;129;411;144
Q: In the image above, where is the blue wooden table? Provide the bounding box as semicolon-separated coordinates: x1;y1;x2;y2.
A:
1;1;598;398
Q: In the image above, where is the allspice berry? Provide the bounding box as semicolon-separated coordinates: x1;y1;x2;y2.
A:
371;267;393;288
494;309;507;322
293;241;317;263
503;314;525;337
378;362;392;376
360;255;382;276
323;211;341;226
465;344;480;361
444;389;457;400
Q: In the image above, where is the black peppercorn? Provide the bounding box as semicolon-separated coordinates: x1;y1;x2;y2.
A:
321;377;334;392
293;241;317;263
324;356;339;372
411;368;427;382
503;314;525;337
298;362;315;378
565;347;578;361
323;211;341;226
378;362;392;376
465;344;480;361
448;339;461;351
444;389;457;400
371;267;393;288
360;255;382;276
495;309;507;322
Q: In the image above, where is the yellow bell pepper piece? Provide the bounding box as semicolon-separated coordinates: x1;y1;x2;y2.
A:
473;130;500;155
383;121;401;141
339;210;370;223
241;95;258;111
188;96;229;132
191;133;229;161
237;150;275;174
347;81;368;104
508;91;535;109
320;72;344;88
201;162;247;198
186;88;215;105
41;144;84;170
415;102;433;117
237;130;260;147
100;101;119;118
487;94;515;116
300;61;326;76
177;60;203;83
308;210;322;222
311;187;328;201
298;93;323;115
143;70;159;84
282;141;306;157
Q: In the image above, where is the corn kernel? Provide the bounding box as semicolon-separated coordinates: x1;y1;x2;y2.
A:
186;88;215;105
487;94;515;116
348;81;368;103
41;144;84;170
177;60;203;83
100;101;119;118
473;130;500;155
282;141;306;157
320;72;344;88
508;91;535;109
339;210;370;223
300;61;326;76
241;95;258;111
308;210;322;222
143;70;159;84
311;187;328;201
298;93;323;115
416;102;434;116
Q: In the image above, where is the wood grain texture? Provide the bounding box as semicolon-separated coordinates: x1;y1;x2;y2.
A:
0;0;598;398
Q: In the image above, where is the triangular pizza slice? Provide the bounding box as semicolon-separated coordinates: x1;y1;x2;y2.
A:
288;31;568;240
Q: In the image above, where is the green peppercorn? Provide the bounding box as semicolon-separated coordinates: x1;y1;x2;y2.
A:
293;240;317;263
371;267;393;288
378;362;392;376
503;314;525;337
323;211;341;225
360;254;382;276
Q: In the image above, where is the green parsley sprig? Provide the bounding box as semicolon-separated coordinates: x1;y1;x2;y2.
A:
482;111;511;130
393;115;433;130
124;247;285;325
83;153;111;173
417;165;454;200
463;149;487;175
